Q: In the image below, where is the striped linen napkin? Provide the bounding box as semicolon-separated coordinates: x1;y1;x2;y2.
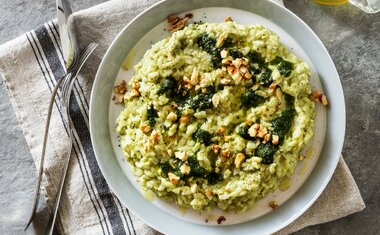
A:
0;0;365;234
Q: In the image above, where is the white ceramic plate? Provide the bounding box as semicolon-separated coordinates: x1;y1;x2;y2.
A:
90;0;345;234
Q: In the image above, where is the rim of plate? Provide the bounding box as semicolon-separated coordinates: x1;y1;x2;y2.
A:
90;0;345;234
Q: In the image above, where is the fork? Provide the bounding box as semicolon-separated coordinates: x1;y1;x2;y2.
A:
24;42;98;231
44;42;97;235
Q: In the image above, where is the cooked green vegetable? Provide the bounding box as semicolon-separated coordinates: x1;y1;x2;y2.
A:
238;123;255;140
147;104;158;127
188;156;209;177
256;142;279;164
277;59;293;77
157;76;177;95
240;89;264;108
193;129;213;146
272;108;295;142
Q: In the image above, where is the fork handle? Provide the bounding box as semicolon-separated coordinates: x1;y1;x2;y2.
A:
45;103;74;235
25;76;66;230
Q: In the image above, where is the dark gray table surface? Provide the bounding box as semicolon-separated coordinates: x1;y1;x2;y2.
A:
0;0;378;234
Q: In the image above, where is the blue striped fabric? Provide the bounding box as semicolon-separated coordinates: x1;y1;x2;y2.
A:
26;21;137;235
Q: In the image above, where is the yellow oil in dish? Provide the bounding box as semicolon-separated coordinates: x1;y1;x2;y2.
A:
313;0;348;5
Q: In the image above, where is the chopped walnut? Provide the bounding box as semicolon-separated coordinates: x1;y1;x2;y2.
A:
139;123;151;133
168;13;193;33
180;164;191;175
175;151;188;161
216;32;229;48
190;67;200;85
168;172;180;184
179;115;189;124
167;15;180;24
269;201;278;209
224;16;233;22
222;56;233;65
248;124;260;137
166;112;177;122
272;135;279;145
221;149;231;159
113;80;127;104
131;81;140;89
149;130;159;144
212;144;221;154
131;88;140;97
234;153;246;168
311;91;328;106
299;155;305;161
220;49;228;59
264;133;271;142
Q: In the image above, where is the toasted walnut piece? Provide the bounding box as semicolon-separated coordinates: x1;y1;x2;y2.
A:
190;183;198;193
222;66;227;71
139;123;151;133
168;14;193;32
216;68;226;76
216;32;229;48
311;91;329;106
183;75;191;83
299;155;305;161
244;70;252;80
131;81;140;89
235;153;246;168
241;57;249;66
149;130;159;144
168;173;180;184
264;133;271;142
269;201;279;209
180;164;191;175
113;94;124;104
190;67;200;85
167;112;177;122
220;49;228;59
131;88;140;97
321;95;328;106
222;56;233;65
224;16;233;22
212;144;221;154
232;58;243;69
231;69;243;81
248;124;260;137
144;142;151;152
221;149;231;159
179;115;189;124
114;80;127;94
239;66;248;74
257;126;268;138
221;78;232;85
219;126;227;134
175;151;188;161
272;135;279;145
167;15;180;24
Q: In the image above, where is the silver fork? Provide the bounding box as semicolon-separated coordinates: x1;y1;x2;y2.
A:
24;42;97;231
44;42;97;235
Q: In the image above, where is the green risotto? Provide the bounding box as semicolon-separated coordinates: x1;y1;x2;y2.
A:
116;22;315;212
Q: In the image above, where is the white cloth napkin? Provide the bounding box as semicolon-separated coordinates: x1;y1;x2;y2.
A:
0;0;365;234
